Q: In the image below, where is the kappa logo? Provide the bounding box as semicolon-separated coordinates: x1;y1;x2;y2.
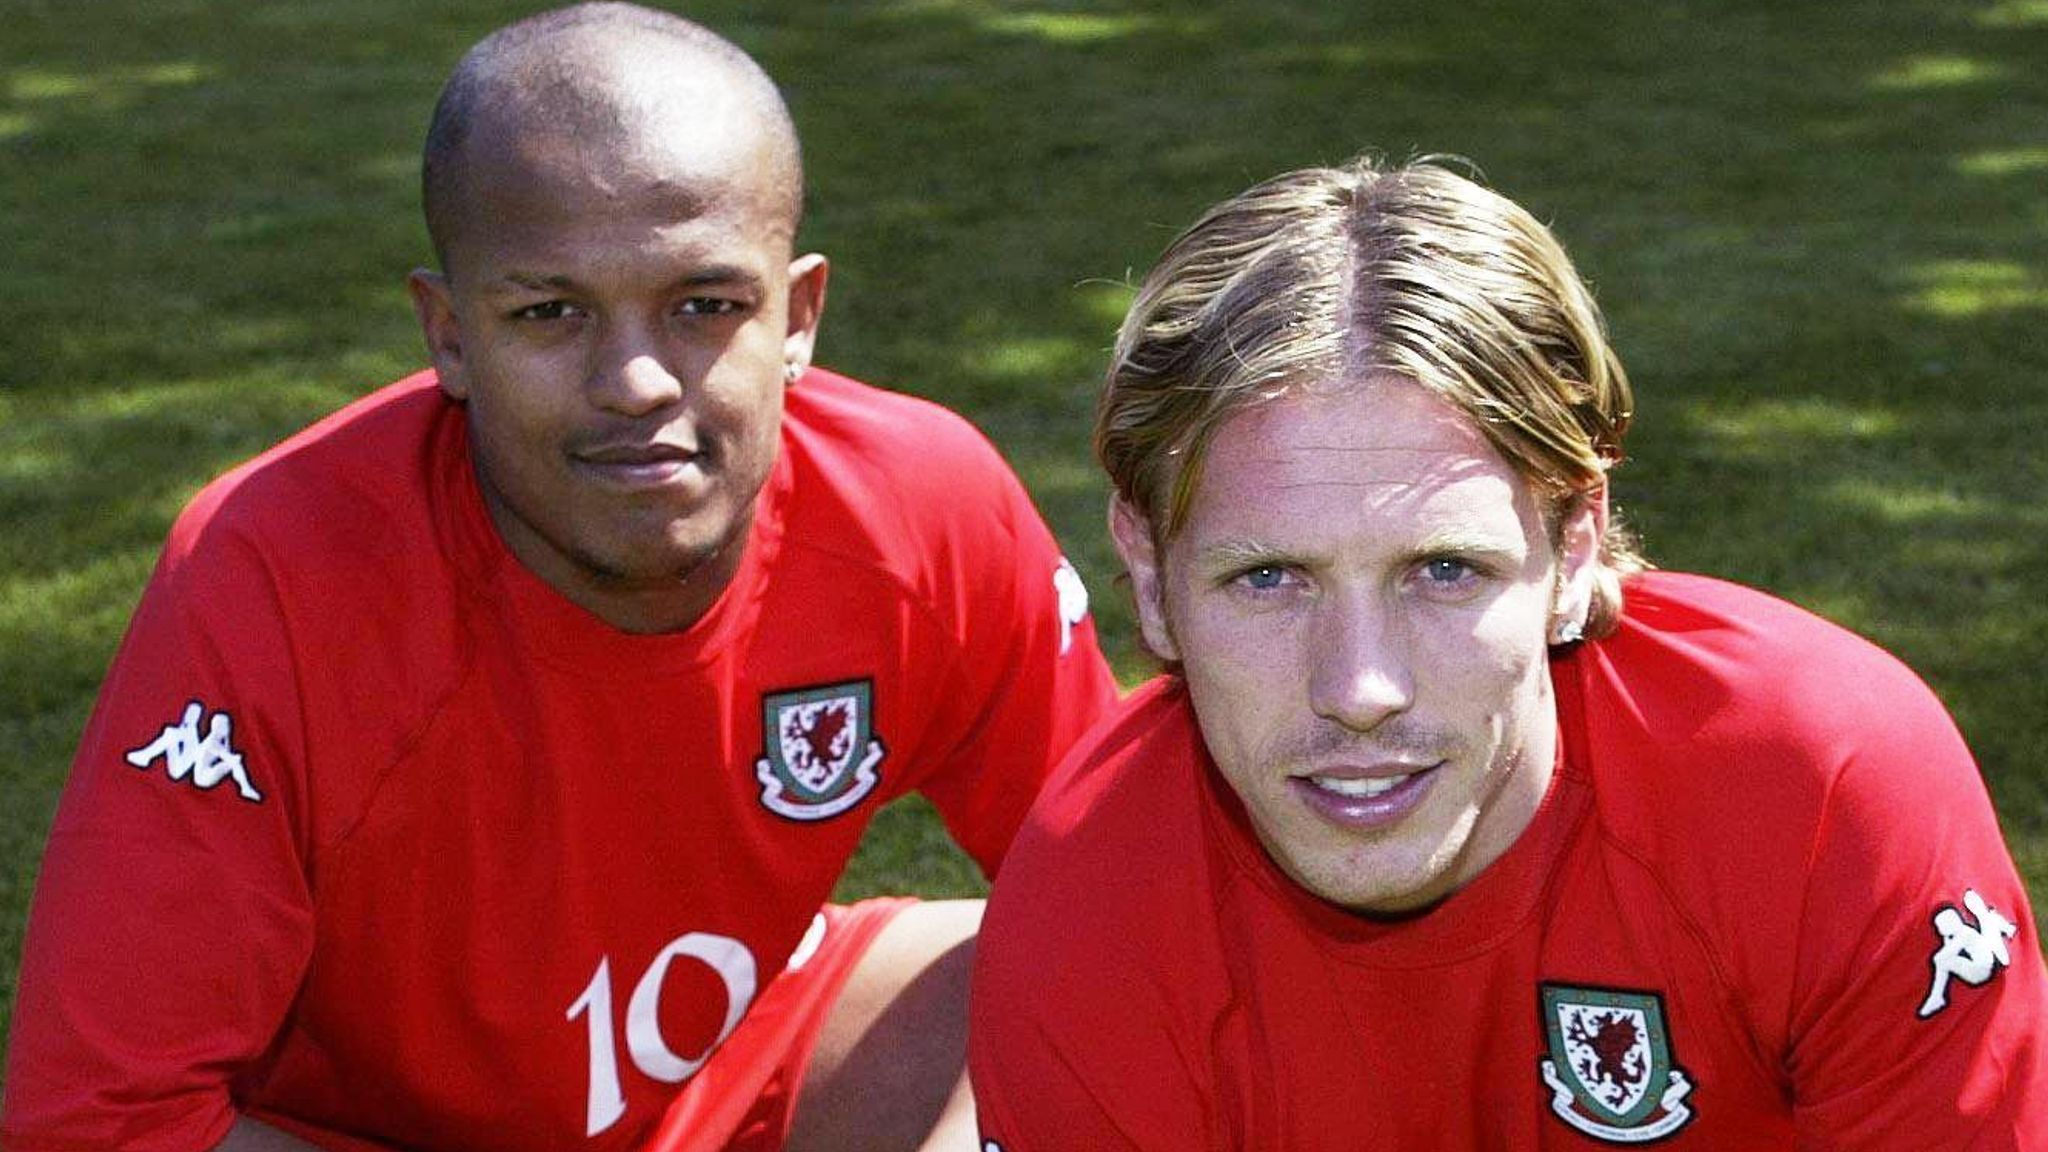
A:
753;681;884;821
786;912;829;972
1053;557;1090;656
1539;984;1694;1143
125;700;264;803
1919;887;2018;1019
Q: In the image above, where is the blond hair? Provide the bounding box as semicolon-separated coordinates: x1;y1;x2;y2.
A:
1097;156;1646;637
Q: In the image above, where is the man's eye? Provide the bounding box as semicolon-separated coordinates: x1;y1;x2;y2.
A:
1236;565;1290;591
512;301;581;322
1412;557;1492;602
1421;558;1473;585
679;297;745;316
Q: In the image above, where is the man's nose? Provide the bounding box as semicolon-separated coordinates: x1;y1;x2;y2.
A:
1306;591;1415;733
587;322;684;416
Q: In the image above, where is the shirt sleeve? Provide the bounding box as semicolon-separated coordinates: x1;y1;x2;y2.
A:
910;458;1119;878
2;504;317;1151
1783;664;2048;1147
969;862;1218;1152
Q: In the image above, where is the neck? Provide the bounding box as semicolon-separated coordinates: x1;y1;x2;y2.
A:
557;532;750;634
476;486;756;636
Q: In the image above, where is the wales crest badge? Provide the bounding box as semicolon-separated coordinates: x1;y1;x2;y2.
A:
1538;984;1695;1143
754;681;885;821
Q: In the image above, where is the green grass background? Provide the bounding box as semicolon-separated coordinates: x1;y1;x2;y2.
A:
4;0;2045;1059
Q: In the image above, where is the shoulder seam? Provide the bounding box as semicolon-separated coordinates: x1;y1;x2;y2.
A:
315;569;487;858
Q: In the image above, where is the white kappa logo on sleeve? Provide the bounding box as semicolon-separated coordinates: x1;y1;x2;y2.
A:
125;700;264;802
1053;557;1089;655
1919;887;2018;1018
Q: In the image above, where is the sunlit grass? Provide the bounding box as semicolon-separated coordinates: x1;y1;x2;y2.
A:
1688;397;1903;447
1903;260;2048;317
1869;54;2006;90
6;61;211;101
1824;479;1991;523
832;796;988;901
982;11;1184;43
1974;0;2048;28
1076;278;1137;327
969;334;1094;381
1955;146;2048;177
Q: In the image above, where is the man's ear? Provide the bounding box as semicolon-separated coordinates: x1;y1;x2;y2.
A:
782;253;829;377
408;269;469;400
1110;496;1180;663
1550;479;1609;642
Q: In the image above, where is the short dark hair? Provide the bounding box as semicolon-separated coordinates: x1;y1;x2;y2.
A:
420;2;803;273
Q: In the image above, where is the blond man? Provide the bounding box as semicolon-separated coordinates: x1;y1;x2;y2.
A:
969;157;2046;1149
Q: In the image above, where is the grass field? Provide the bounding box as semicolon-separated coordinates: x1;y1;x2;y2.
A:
4;0;2045;1059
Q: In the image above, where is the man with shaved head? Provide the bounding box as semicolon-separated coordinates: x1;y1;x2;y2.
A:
4;5;1116;1150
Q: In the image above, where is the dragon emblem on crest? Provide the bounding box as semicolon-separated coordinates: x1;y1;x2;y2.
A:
1539;983;1695;1143
754;681;885;821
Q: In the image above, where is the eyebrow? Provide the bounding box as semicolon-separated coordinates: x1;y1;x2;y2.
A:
490;264;766;295
1189;538;1309;572
671;264;767;291
494;273;579;294
1189;525;1527;572
1406;525;1527;561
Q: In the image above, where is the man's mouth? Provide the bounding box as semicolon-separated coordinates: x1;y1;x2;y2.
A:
1289;762;1441;828
572;441;707;489
1306;772;1417;799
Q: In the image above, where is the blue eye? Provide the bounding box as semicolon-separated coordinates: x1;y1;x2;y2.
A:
1240;565;1288;590
1421;558;1473;585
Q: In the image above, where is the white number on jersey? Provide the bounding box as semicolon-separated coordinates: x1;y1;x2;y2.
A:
567;932;759;1137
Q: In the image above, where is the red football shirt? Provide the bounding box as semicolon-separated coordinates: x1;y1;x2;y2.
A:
6;368;1119;1151
973;573;2046;1149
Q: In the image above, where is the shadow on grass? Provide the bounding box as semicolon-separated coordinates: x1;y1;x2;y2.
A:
2;1;2043;1013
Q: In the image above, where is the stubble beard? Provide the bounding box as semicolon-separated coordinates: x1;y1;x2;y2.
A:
572;503;753;590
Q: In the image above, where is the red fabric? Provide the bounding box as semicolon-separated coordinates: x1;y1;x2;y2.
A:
641;899;910;1152
972;572;2048;1149
4;368;1118;1151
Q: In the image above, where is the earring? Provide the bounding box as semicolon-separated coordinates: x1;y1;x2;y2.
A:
783;361;803;383
1552;618;1585;646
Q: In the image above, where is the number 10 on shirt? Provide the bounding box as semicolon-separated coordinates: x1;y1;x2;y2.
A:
566;932;760;1136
